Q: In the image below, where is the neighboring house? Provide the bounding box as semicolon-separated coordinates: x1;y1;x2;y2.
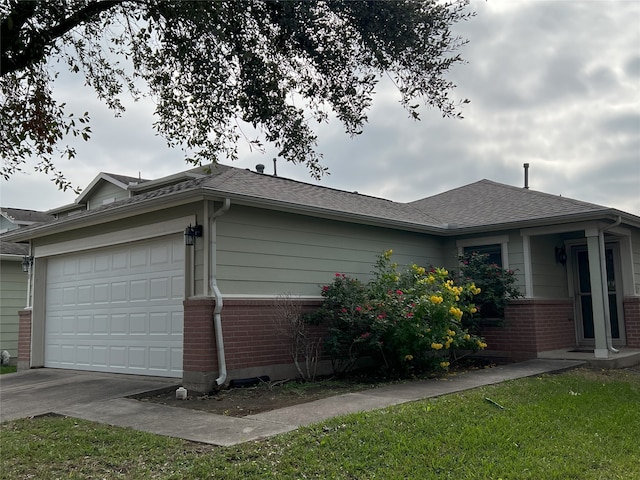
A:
1;207;53;234
0;208;53;363
3;164;639;392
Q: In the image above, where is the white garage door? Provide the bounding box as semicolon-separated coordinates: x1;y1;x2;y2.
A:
45;235;184;377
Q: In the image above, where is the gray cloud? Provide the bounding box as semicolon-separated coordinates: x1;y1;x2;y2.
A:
2;0;639;217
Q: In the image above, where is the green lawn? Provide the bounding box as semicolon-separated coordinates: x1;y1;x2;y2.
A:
0;365;17;374
1;368;639;479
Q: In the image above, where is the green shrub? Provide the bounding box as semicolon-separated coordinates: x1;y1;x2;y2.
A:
313;250;487;376
458;252;523;323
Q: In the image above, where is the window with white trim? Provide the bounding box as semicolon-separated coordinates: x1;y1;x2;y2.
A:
456;235;509;269
463;244;502;267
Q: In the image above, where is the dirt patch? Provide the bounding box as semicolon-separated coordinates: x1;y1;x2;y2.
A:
136;378;382;417
136;358;505;417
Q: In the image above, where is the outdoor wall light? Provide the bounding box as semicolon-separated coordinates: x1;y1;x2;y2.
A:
184;224;203;246
21;255;33;273
555;246;567;266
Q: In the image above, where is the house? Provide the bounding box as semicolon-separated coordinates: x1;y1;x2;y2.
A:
3;164;639;391
1;208;54;234
0;208;54;363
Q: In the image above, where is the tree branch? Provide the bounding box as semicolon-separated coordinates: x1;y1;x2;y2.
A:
1;0;125;76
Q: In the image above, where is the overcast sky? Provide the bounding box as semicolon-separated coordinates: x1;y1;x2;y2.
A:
1;0;639;216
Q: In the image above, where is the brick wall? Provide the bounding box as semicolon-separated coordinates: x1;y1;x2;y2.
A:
182;297;325;392
624;297;640;348
482;299;575;358
184;297;584;388
17;309;32;371
223;298;326;370
183;298;218;373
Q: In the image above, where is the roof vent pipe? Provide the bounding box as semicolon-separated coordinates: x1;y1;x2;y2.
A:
256;164;265;174
523;163;530;189
273;158;277;177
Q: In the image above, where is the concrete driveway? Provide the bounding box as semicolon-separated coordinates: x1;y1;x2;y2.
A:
0;368;178;422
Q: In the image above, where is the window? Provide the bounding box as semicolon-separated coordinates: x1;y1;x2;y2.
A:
456;235;509;270
463;244;502;267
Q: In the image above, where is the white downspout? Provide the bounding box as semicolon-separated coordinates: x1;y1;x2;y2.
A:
26;244;33;309
210;198;231;385
599;216;622;354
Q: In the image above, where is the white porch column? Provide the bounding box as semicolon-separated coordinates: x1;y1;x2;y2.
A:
585;229;609;358
521;234;533;298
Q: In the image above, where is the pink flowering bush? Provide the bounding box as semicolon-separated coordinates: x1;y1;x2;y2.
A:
314;250;486;375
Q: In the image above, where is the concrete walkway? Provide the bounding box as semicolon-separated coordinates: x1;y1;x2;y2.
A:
3;359;584;446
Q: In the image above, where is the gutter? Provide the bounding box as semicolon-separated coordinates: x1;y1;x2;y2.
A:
599;216;622;354
209;198;231;385
1;188;208;242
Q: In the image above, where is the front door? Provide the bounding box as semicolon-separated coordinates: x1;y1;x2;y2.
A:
573;244;625;346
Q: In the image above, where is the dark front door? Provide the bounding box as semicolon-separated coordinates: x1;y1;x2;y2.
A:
574;244;624;345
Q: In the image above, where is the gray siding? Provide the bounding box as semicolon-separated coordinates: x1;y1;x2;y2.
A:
507;232;526;292
530;233;569;299
214;206;445;296
0;260;27;358
33;203;204;249
86;182;128;210
0;217;18;233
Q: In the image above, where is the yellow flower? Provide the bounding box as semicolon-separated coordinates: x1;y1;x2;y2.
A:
413;265;426;275
445;337;453;349
449;306;463;320
440;361;450;368
464;334;471;340
431;342;443;350
470;307;478;314
447;329;456;337
405;354;414;361
427;275;436;284
477;341;487;349
430;295;444;305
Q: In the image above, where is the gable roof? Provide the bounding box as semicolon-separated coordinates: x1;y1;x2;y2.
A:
73;172;150;205
199;165;444;228
1;208;54;225
2;163;638;242
409;180;612;228
0;241;29;256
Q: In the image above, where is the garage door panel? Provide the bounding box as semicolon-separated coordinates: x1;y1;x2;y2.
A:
76;345;91;365
79;257;93;274
171;311;183;335
77;315;92;334
78;285;92;304
62;287;76;306
45;235;184;377
92;346;107;366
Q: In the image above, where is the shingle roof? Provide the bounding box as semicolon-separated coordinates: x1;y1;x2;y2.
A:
201;166;443;227
103;173;150;185
0;208;54;224
409;179;610;228
3;164;635;243
0;241;29;255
